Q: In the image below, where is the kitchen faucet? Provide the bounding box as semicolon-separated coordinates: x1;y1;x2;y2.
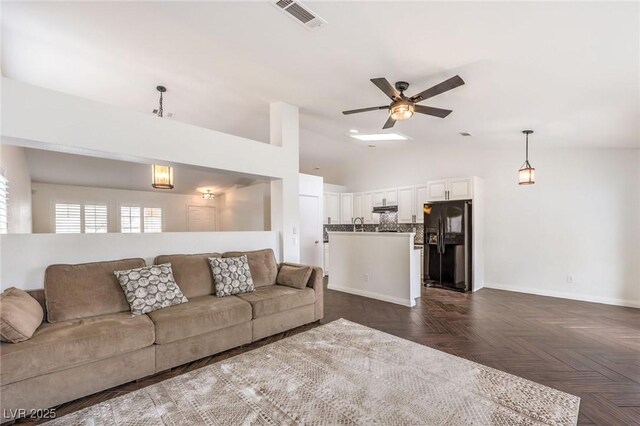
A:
353;217;365;232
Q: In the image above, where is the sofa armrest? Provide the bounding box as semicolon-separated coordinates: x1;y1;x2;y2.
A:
279;263;324;321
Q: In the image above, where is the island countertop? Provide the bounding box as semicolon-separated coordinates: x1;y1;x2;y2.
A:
327;231;416;237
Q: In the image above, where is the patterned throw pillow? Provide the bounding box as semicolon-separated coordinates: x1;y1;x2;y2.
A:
114;264;188;315
209;256;255;297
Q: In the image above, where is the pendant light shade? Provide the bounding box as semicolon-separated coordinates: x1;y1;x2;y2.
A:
518;130;535;185
152;165;174;189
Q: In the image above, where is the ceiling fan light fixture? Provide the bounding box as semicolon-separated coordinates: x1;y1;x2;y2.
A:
390;101;414;121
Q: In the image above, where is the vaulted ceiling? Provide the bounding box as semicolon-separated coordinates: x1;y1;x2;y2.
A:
2;1;638;183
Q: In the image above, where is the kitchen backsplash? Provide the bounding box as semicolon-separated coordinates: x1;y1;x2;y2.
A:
323;222;424;244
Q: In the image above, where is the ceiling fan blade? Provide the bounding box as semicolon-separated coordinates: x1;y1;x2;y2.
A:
414;105;453;118
410;75;465;103
382;116;396;129
371;78;400;100
342;106;388;115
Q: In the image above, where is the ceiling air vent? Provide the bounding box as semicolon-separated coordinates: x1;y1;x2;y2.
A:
272;0;327;31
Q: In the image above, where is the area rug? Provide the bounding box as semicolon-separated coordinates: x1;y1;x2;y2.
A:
46;319;580;425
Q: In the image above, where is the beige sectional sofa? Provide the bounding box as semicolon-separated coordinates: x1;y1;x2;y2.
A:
0;248;323;422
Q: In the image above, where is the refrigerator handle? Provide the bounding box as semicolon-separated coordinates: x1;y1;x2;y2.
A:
441;217;446;255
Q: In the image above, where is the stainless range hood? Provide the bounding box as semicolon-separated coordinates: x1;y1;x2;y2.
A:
372;205;398;213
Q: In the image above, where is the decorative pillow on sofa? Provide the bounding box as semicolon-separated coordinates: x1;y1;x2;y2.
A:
114;264;188;316
276;264;313;290
0;287;44;343
209;256;255;297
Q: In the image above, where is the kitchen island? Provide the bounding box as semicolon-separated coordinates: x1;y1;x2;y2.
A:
327;232;421;307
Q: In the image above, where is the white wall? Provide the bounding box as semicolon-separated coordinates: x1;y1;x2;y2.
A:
217;183;270;232
1;78;301;262
0;144;32;233
31;182;219;233
1;231;280;290
339;146;640;308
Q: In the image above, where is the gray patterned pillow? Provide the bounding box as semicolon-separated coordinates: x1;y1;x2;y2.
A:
114;263;188;315
209;256;255;297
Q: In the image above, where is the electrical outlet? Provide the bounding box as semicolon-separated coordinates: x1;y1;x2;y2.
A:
364;273;369;282
566;274;575;284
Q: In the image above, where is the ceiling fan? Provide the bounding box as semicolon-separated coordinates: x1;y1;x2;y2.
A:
342;75;465;129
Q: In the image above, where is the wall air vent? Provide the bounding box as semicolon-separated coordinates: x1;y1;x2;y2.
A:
272;0;327;31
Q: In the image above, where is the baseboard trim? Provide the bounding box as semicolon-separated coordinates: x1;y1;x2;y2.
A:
483;283;640;309
328;284;415;307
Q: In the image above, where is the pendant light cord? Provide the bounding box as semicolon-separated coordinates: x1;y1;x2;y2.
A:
525;132;529;162
158;91;163;118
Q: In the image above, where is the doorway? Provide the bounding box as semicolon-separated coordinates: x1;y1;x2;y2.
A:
299;195;322;267
187;206;217;232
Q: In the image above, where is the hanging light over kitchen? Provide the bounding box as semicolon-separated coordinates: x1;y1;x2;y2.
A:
518;130;535;185
152;165;174;189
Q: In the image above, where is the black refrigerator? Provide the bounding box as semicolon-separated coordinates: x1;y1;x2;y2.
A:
423;200;472;292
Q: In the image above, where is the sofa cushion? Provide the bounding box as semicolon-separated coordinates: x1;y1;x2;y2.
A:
114;264;188;316
209;256;255;297
223;249;277;288
277;264;313;290
0;312;154;386
45;258;146;323
147;295;252;344
0;288;44;343
236;285;315;319
154;253;221;298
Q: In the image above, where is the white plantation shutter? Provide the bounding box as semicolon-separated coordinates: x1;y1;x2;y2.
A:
121;206;141;233
55;203;81;233
84;204;108;233
143;207;162;233
0;175;8;234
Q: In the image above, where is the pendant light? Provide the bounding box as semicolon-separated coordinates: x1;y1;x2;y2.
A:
154;86;166;117
518;130;535;185
152;165;174;189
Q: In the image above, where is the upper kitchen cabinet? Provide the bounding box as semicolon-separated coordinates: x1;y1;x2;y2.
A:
373;189;398;207
415;185;429;223
362;192;374;223
426;180;447;201
340;193;354;224
324;192;340;224
397;186;416;223
448;177;474;200
353;193;363;220
427;177;474;201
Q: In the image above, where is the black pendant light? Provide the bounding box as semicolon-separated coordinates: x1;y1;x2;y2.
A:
153;85;166;117
519;130;535;185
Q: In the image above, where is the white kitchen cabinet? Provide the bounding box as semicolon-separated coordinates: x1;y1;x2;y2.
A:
353;193;363;220
340;193;354;224
426;180;447;201
373;189;398;207
363;192;374;223
415;185;429;223
325;192;340;224
427;178;474;201
448;177;474;200
397;186;416;223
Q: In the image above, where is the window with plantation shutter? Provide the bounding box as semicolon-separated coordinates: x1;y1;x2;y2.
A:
0;174;8;234
84;204;108;233
121;206;141;233
55;203;81;233
143;207;162;233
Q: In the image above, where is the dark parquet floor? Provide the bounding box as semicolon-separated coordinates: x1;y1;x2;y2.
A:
16;280;640;425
